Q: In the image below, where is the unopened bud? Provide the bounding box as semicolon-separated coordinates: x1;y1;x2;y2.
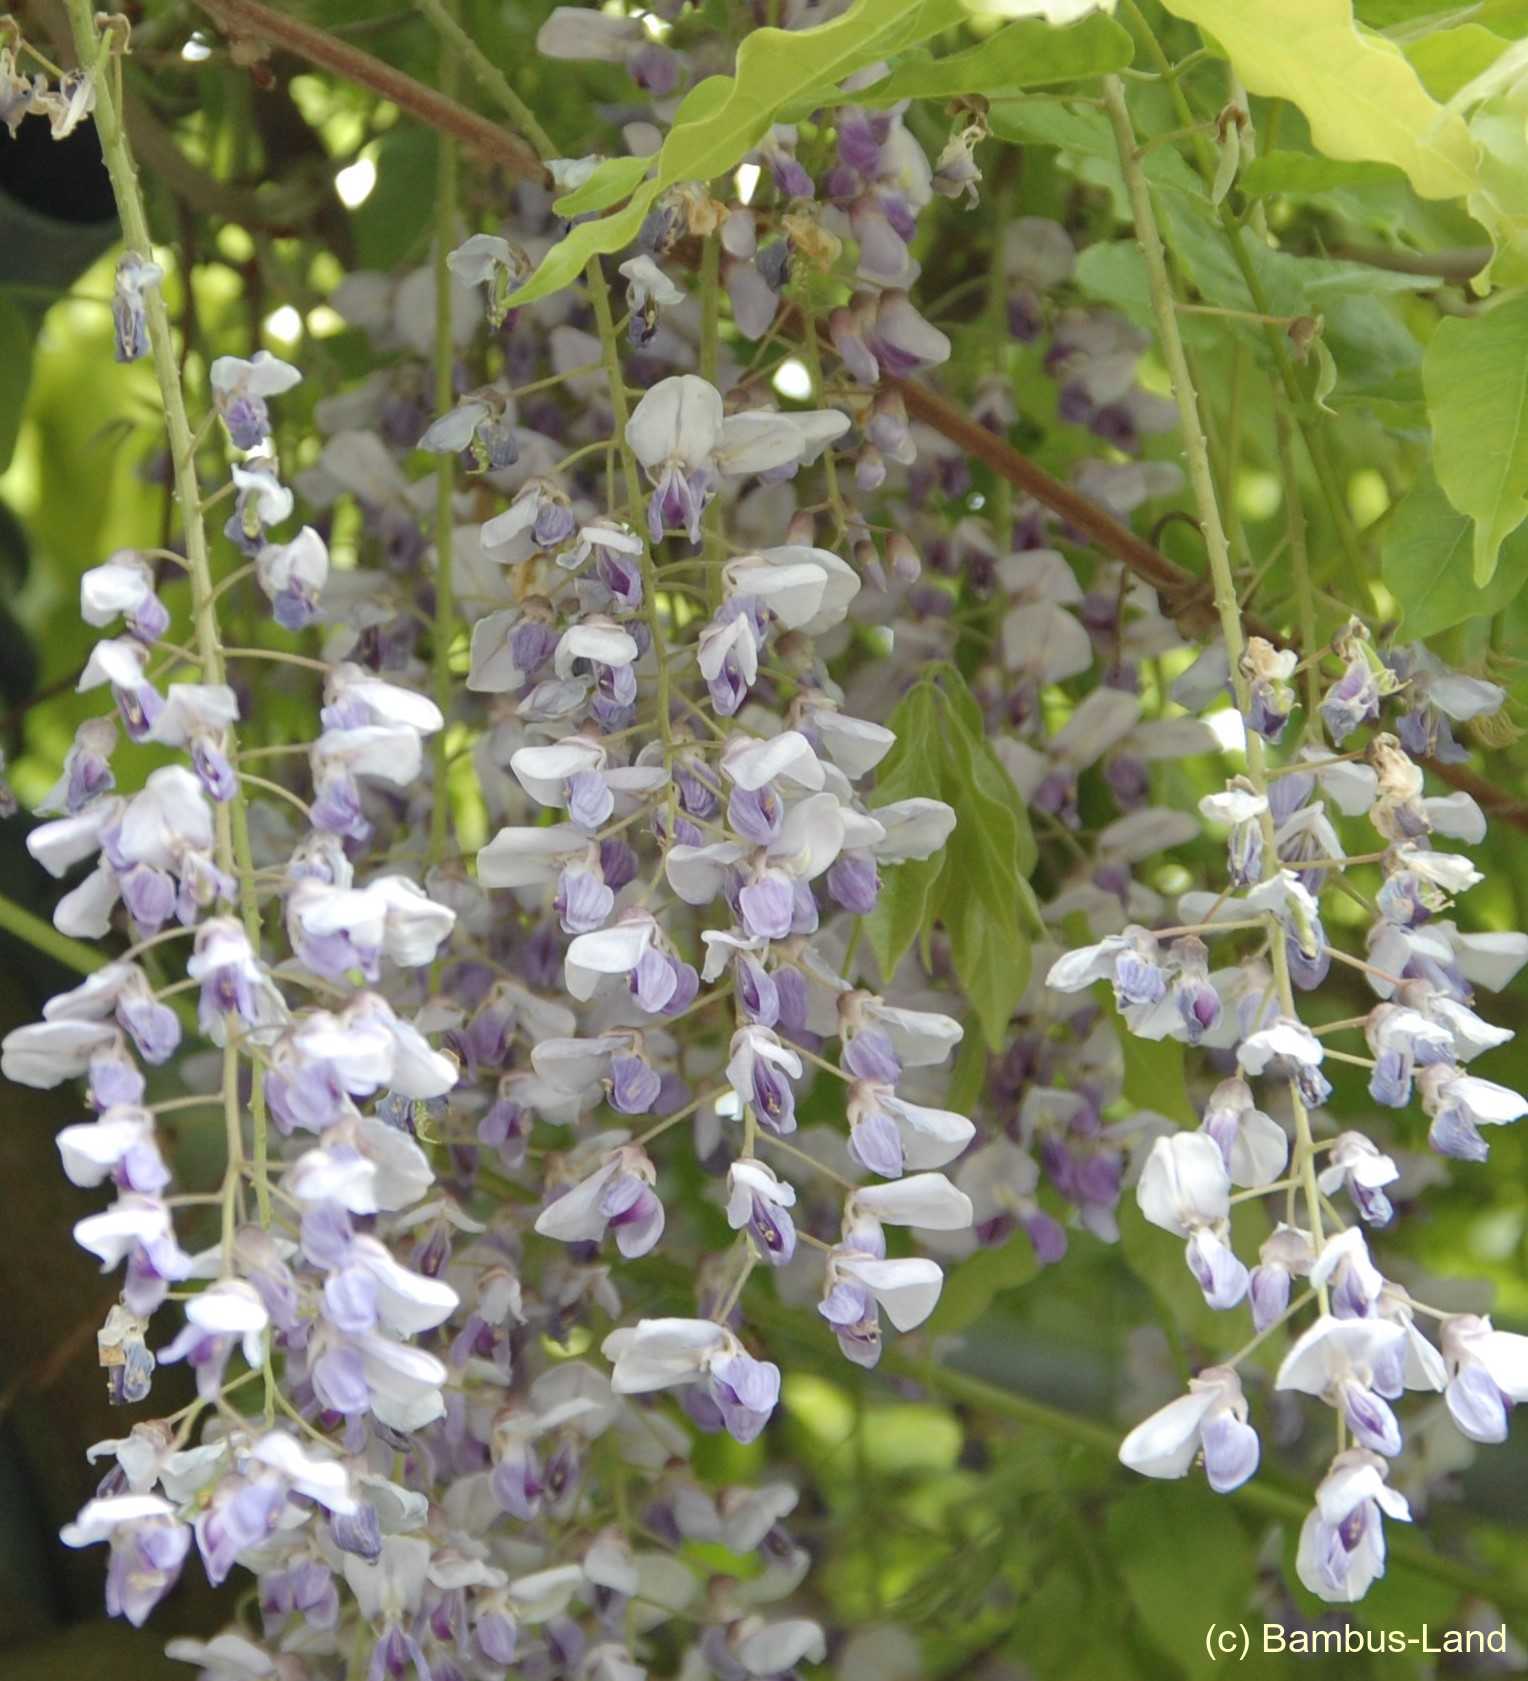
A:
785;510;817;547
887;532;921;582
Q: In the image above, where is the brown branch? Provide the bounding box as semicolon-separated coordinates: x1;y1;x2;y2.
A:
891;372;1225;639
194;0;550;186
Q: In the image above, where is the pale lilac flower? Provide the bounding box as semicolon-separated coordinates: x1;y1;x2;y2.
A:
1417;1064;1527;1161
77;635;164;740
1;1017;122;1088
1310;1228;1387;1320
845;1173;973;1236
725;1160;797;1266
602;1319;781;1444
1296;1450;1410;1603
535;1145;666;1258
1237;1017;1331;1108
256;526;329;629
1200;1078;1288;1188
1249;1224;1313;1332
60;1495;191;1626
619;255;685;346
81;551;170;643
41;962;180;1065
624;375;849;543
164;1632;277;1679
725;1026;802;1136
1317;1132;1400;1227
818;1219;943;1368
1278;1315;1407;1455
1118;1365;1258;1492
1136;1132;1246;1309
846;1082;973;1177
210;352;302;450
1440;1314;1528;1443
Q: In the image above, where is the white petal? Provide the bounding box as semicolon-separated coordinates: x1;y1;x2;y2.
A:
478;823;588;888
839;1255;944;1331
1118;1389;1217;1480
721;730;824;792
2;1020;118;1088
1136;1133;1230;1236
883;1096;975;1169
625;375;722;471
851;1173;973;1231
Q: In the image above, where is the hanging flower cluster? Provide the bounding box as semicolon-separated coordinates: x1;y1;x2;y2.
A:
4;2;1525;1670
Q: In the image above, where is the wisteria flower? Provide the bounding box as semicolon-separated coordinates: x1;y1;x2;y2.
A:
625;375;849;542
210;352;302;450
1118;1365;1259;1492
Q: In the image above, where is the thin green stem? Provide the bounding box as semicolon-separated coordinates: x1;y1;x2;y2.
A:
1275;397;1321;730
413;0;558;159
0;892;103;975
67;0;270;1230
699;234;725;610
428;7;459;886
801;328;845;541
1104;72;1327;1310
588;259;673;754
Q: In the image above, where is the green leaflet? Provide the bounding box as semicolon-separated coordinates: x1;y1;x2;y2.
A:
865;668;1037;1049
1103;991;1197;1128
1422;293;1528;586
1156;0;1478;201
1238;149;1409;197
507;0;967;308
1109;1485;1254;1679
924;1237;1039;1336
863;682;947;979
1405;22;1511;99
552;156;653;219
851;11;1133;104
986;100;1209;201
1380;469;1528;637
505;184;663;311
1467;100;1528;293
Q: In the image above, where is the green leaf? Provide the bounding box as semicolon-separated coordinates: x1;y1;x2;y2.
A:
506;183;661;309
1405;23;1511;99
865;682;946;978
1110;1484;1254;1678
1422;293;1528;586
928;663;1037;876
509;0;967;306
947;881;1031;1053
1239;149;1409;197
1157;0;1478;202
943;1023;989;1121
1104;992;1197;1127
925;1237;1039;1336
1467;99;1528;292
1380;469;1528;637
987;99;1208;202
862;852;946;981
552;155;653;218
853;11;1133;104
0;296;34;475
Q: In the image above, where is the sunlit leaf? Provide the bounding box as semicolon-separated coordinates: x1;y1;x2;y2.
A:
1423;293;1528;585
